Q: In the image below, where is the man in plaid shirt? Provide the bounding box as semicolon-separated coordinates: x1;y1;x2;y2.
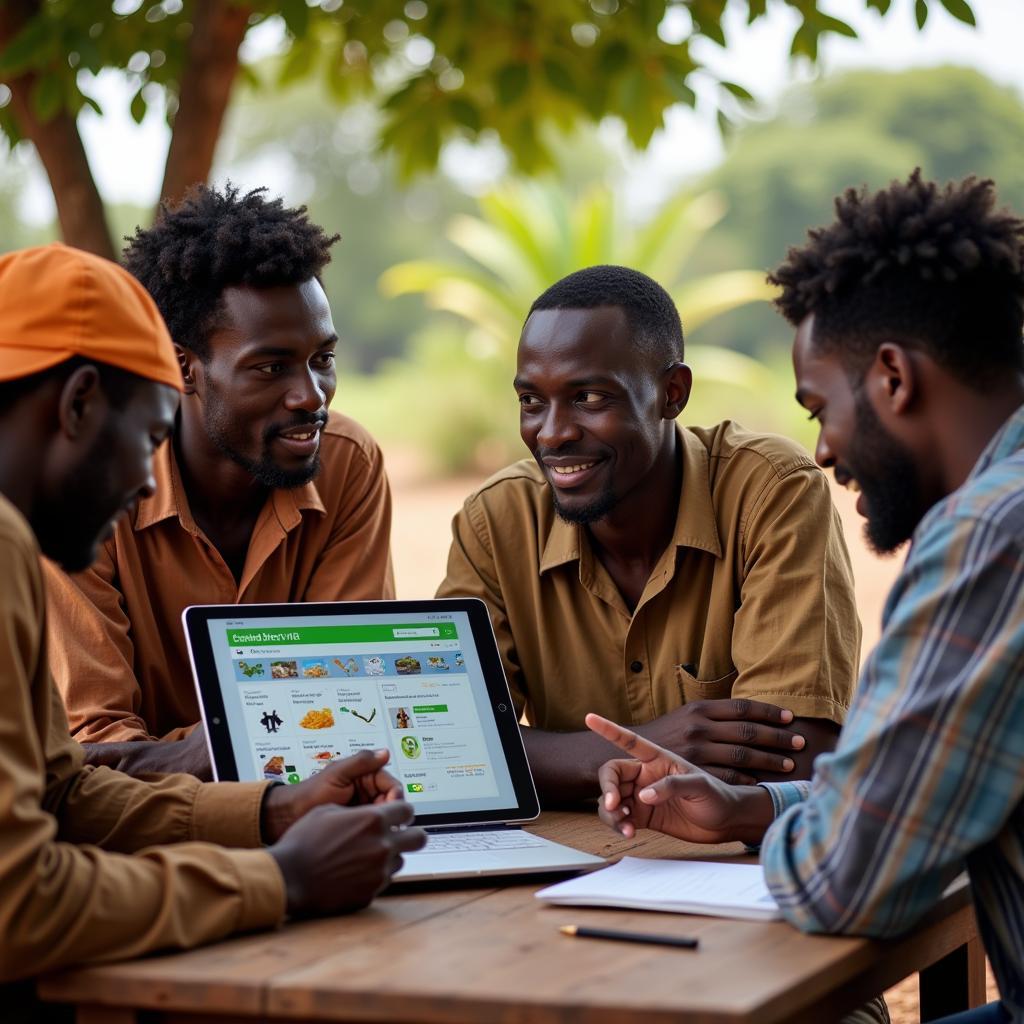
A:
587;171;1024;1024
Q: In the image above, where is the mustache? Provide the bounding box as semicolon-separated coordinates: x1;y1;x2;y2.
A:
263;412;328;441
534;447;598;461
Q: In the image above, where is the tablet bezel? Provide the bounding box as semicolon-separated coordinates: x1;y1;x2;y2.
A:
182;597;540;827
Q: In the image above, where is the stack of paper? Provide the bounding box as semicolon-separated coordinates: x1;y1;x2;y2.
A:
535;856;782;921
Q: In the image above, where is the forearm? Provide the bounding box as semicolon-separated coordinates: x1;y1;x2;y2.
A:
0;839;282;983
522;726;625;804
730;785;777;847
81;736;212;781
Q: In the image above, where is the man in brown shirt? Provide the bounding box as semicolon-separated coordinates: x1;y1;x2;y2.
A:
439;266;860;802
44;185;394;778
0;244;423;999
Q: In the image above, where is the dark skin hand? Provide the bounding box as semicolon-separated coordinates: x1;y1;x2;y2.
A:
269;802;425;917
82;725;213;780
260;747;408;841
262;748;427;917
524;701;839;804
587;713;775;848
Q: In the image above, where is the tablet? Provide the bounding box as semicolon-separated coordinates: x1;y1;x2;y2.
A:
182;598;540;827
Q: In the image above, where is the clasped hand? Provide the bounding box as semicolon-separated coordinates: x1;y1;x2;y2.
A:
636;697;804;785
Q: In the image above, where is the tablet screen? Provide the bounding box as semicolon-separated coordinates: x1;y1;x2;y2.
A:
185;600;536;824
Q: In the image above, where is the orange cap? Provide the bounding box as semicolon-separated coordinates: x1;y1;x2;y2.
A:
0;242;182;391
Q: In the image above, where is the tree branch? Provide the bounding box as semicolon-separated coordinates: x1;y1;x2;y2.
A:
159;0;252;205
0;0;114;259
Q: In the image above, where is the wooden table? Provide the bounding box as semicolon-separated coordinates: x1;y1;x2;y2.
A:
37;812;985;1024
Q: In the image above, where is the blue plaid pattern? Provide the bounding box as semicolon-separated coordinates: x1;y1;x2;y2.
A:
760;404;1024;1020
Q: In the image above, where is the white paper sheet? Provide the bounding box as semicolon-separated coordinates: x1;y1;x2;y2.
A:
535;856;782;921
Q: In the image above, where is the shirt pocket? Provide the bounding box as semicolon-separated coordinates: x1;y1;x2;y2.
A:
675;663;739;704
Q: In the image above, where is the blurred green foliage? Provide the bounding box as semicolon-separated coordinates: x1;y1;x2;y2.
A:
1;0;975;175
4;59;1020;478
221;77;474;371
351;180;786;473
689;65;1024;360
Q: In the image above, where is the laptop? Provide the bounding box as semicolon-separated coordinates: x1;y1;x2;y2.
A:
182;598;604;881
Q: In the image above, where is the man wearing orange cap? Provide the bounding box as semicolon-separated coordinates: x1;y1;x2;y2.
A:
43;184;395;778
0;243;423;1007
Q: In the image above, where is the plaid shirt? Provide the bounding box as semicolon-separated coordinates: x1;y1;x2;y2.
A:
760;403;1024;1019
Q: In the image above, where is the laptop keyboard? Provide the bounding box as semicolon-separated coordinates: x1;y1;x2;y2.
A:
420;830;548;854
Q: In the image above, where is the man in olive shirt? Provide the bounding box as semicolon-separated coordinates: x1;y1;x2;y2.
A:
0;245;423;1002
439;265;860;802
44;185;394;779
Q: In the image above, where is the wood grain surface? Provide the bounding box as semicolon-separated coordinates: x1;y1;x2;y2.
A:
37;811;979;1024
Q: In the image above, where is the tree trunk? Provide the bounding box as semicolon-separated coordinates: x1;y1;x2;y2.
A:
0;0;115;259
159;0;252;206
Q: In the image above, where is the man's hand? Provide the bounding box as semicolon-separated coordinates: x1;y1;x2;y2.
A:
637;698;805;785
268;801;427;917
82;726;213;780
586;713;774;847
261;749;403;844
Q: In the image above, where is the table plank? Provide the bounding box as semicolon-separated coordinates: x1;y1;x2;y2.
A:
266;872;976;1024
37;886;497;1017
36;812;979;1024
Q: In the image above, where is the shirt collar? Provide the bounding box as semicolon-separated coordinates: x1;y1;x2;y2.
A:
132;436;326;533
968;402;1024;482
538;425;723;575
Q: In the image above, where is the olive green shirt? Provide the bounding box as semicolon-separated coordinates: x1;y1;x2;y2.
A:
438;422;859;731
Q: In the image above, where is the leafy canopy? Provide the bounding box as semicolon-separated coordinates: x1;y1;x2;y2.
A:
0;0;977;174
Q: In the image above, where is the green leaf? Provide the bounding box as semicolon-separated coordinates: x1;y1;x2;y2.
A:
278;0;311;38
937;0;976;25
865;0;893;13
599;40;630;75
30;75;62;122
130;88;147;124
81;94;103;117
915;0;929;29
495;63;529;105
818;14;858;38
789;25;818;61
278;40;314;87
720;80;755;104
542;57;576;97
449;97;481;132
666;76;697;107
383;78;420;112
75;39;104;75
747;0;768;23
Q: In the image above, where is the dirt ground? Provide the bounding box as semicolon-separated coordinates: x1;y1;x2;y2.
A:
384;446;997;1021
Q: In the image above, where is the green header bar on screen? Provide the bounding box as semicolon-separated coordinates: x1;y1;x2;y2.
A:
226;622;458;646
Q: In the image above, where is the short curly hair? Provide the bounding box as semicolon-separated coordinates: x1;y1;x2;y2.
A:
769;170;1024;388
122;183;340;360
528;265;684;365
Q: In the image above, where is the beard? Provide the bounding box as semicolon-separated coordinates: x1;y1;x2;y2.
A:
203;381;326;490
34;422;123;572
552;484;619;526
209;425;323;490
850;392;925;554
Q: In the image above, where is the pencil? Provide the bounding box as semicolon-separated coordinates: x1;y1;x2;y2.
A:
559;925;699;949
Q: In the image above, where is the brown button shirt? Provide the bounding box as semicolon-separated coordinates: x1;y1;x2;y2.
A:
438;422;860;731
45;412;395;743
0;493;284;982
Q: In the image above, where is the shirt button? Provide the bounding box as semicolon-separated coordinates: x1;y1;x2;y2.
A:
630;660;643;673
